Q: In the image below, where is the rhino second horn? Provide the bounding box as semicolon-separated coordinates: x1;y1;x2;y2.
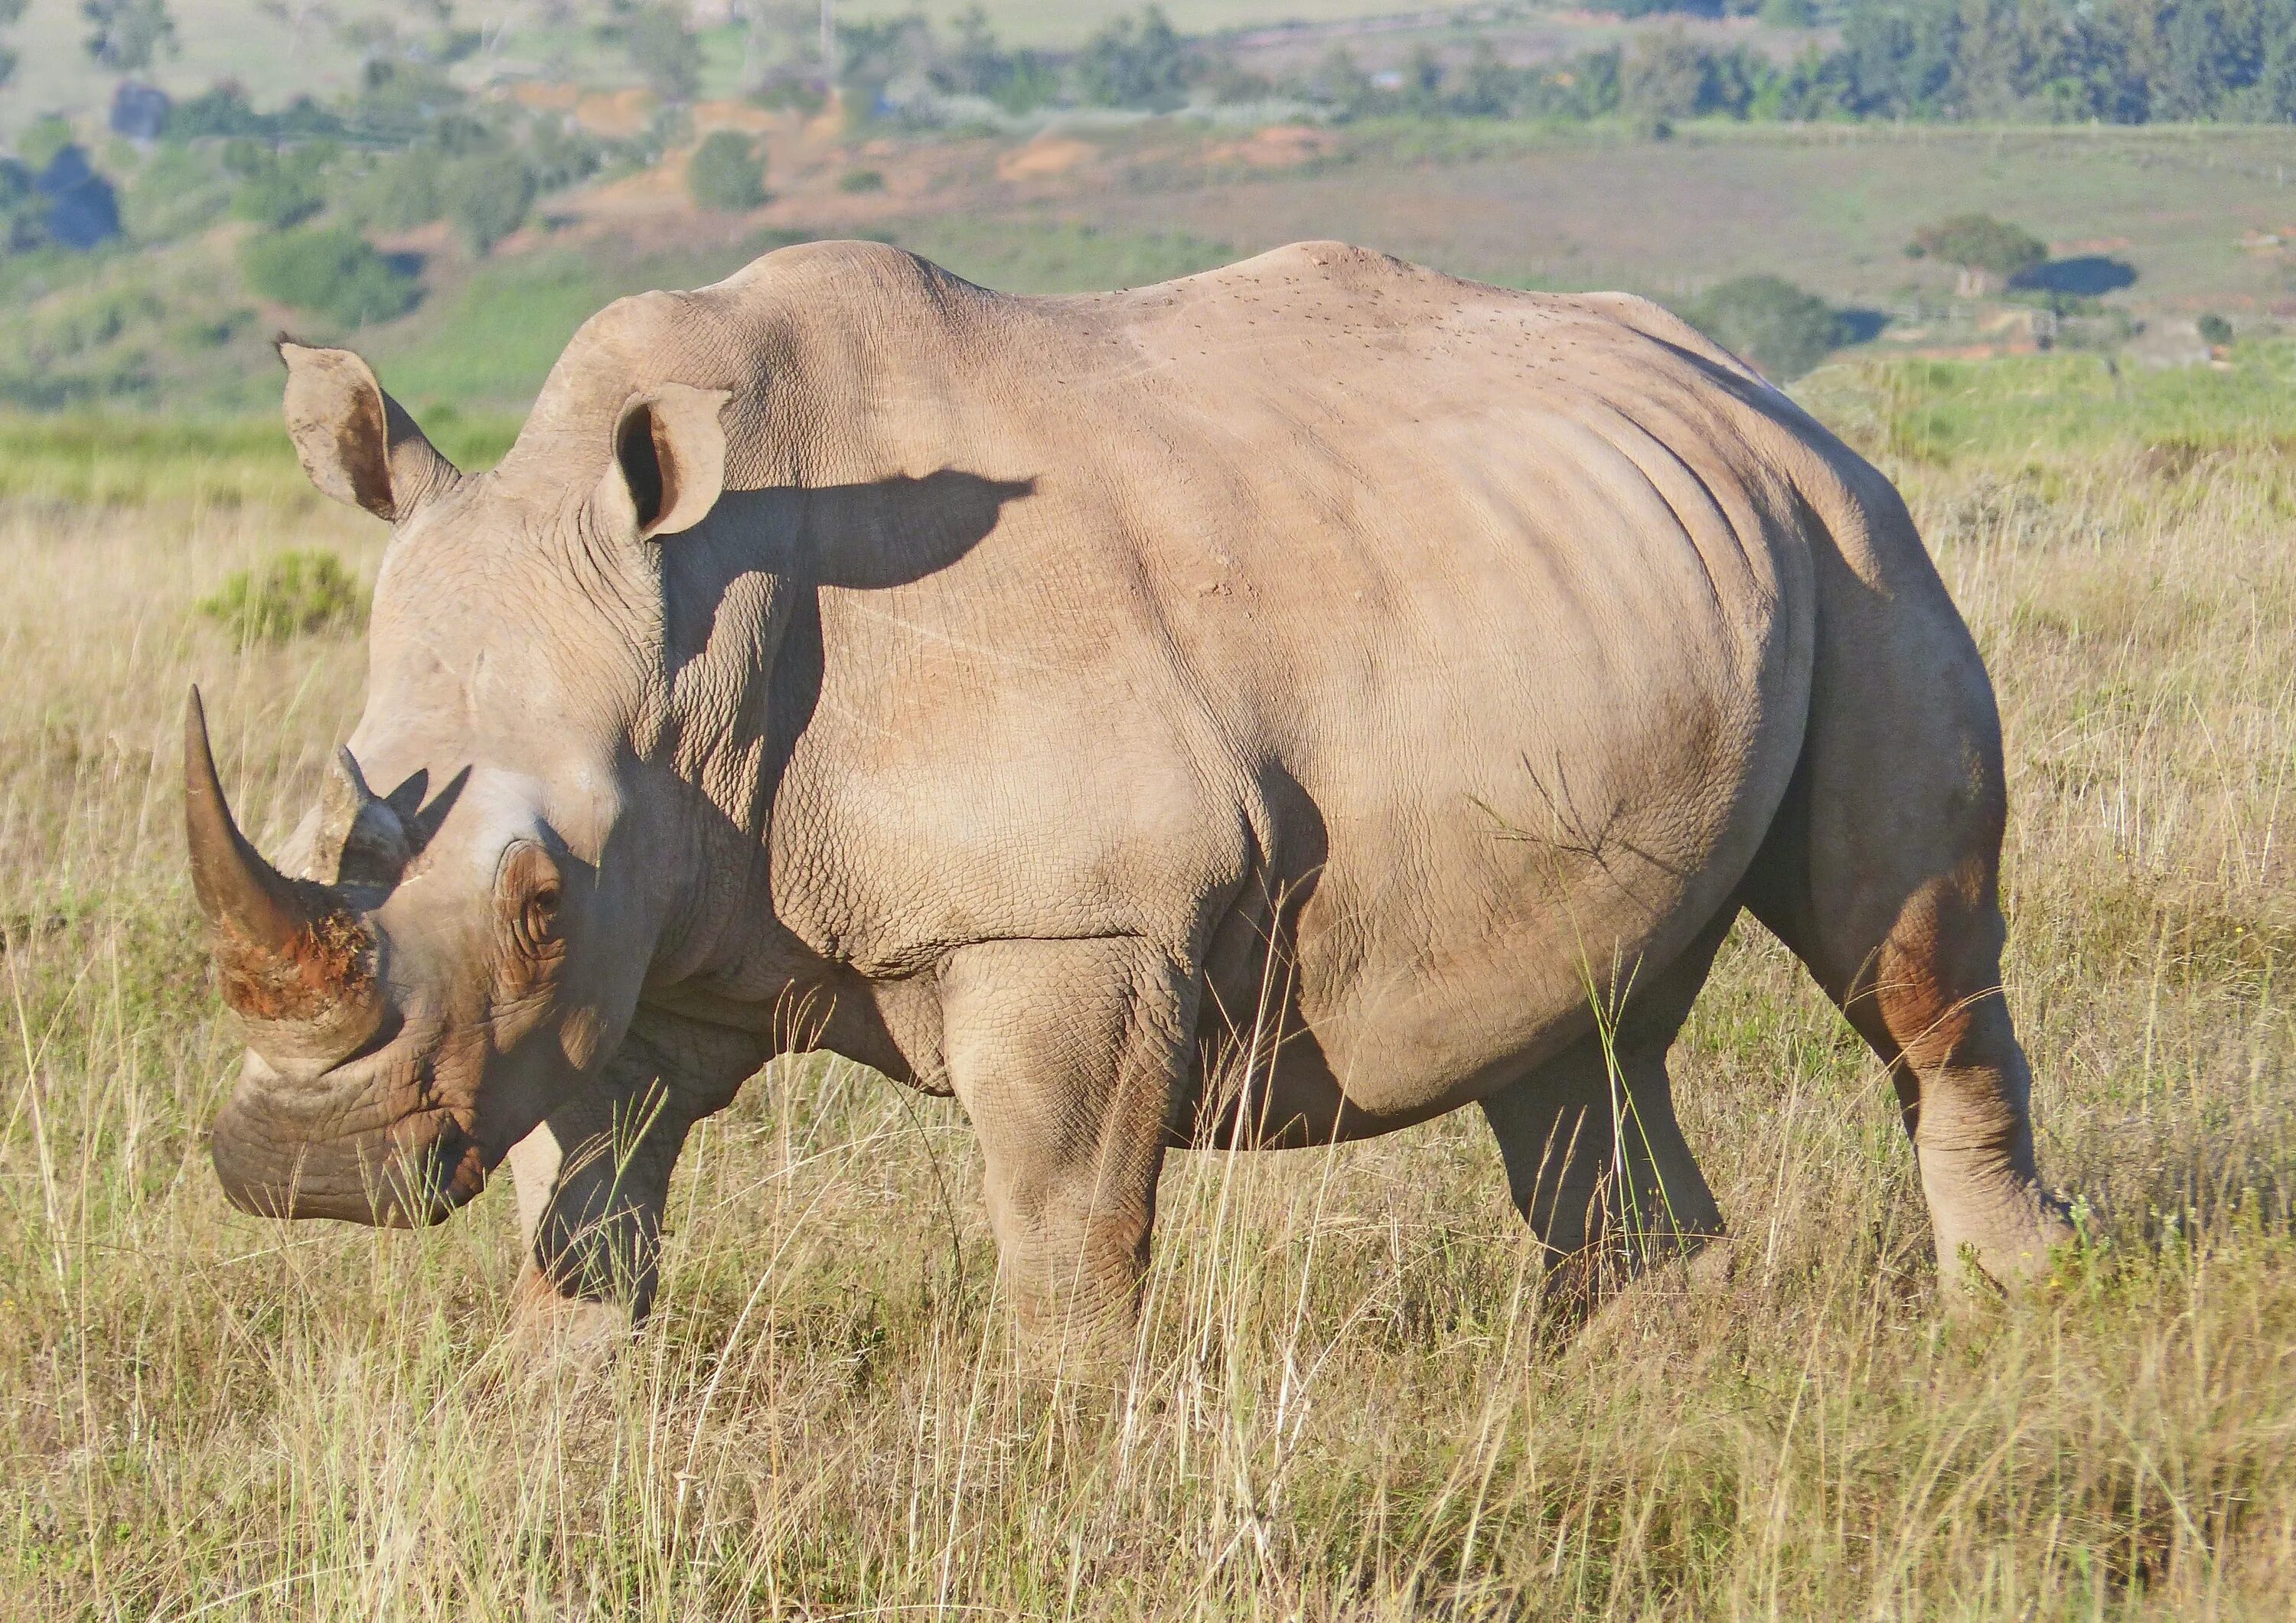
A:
315;746;413;888
184;688;384;1069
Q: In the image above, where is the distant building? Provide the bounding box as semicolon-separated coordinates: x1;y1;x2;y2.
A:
111;81;172;142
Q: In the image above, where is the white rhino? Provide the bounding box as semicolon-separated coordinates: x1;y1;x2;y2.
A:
188;240;2071;1351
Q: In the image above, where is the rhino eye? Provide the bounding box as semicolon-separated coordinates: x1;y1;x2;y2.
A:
497;842;566;962
523;879;561;950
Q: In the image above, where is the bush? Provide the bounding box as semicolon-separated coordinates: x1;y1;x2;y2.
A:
230;154;327;230
239;225;418;327
345;146;444;232
1910;214;2048;291
837;167;885;194
687;131;765;213
438;150;535;255
198;550;367;644
2197;313;2233;349
1682;274;1844;382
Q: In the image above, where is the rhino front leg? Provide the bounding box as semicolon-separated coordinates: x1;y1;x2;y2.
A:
1479;914;1730;1312
508;1014;762;1351
937;937;1193;1366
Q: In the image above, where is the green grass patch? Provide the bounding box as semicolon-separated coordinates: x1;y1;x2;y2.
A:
0;410;523;507
369;232;817;412
1795;343;2296;468
367;222;1235;410
197;548;367;644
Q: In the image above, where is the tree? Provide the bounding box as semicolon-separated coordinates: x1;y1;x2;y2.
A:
1075;5;1191;109
935;6;1059;111
1309;47;1378;119
240;225;419;326
1623;27;1713;126
1682;275;1844;381
687;130;766;212
439;151;536;255
82;0;177;71
1401;44;1446;116
230;145;331;230
0;0;26;91
625;3;703;104
1451;39;1522;117
1910;213;2047;295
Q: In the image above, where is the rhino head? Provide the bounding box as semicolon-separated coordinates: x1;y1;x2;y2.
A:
194;337;732;1226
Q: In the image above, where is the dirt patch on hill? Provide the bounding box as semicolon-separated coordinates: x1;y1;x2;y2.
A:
1205;125;1336;170
996;136;1100;181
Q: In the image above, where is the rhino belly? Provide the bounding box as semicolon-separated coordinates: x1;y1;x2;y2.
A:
1198;510;1808;1143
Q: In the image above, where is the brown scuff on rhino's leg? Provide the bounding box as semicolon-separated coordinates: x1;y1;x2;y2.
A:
937;937;1193;1373
1862;872;2073;1291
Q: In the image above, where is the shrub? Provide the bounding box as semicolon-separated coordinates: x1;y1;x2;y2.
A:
346;146;444;232
2197;313;2233;349
438;150;535;255
687;131;765;213
239;225;418;327
230;158;325;230
1910;213;2048;292
1683;274;1844;382
197;550;366;644
837;167;885;194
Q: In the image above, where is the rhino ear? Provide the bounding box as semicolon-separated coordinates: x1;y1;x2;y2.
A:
279;340;460;523
606;383;730;541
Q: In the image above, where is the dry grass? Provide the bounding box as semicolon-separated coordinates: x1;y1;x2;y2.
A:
1;432;2293;1619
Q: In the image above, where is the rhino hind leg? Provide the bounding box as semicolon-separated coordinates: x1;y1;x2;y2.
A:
1479;912;1730;1310
1750;836;2073;1289
937;937;1193;1366
1741;499;2073;1289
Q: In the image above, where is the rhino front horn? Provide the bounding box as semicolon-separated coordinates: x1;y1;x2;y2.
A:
184;687;384;1070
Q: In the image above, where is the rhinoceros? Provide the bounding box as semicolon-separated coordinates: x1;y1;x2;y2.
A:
188;240;2071;1352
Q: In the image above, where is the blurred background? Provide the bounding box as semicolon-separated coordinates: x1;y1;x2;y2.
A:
0;0;2285;441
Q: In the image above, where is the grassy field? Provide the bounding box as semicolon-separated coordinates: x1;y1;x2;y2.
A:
0;351;2291;1618
1078;121;2296;318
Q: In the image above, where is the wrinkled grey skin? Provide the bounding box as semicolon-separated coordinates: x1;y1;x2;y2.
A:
191;241;2073;1357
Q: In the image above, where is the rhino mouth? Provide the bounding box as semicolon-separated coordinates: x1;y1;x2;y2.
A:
211;1066;490;1227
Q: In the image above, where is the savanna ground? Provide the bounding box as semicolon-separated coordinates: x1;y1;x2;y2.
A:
2;344;2294;1619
